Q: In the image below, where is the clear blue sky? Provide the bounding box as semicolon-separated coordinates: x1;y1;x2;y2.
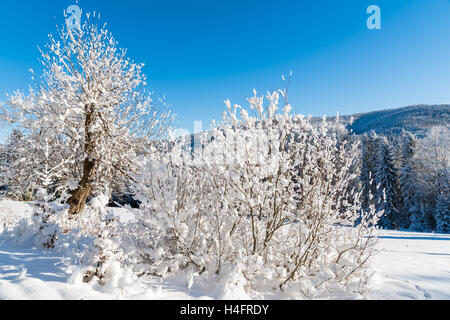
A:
0;0;449;139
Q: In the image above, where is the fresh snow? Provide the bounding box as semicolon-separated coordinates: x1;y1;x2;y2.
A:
369;230;450;300
0;200;449;300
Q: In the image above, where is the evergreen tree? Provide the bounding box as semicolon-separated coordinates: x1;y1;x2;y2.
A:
1;129;31;199
435;194;450;234
398;130;417;229
360;132;378;212
375;136;402;229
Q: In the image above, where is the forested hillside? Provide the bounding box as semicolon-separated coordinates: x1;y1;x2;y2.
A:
349;105;449;136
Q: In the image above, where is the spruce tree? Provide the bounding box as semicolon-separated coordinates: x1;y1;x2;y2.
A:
375;136;402;229
360;132;378;212
398;130;417;229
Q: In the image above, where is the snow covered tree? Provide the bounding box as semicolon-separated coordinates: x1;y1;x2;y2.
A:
398;130;417;229
0;129;32;200
415;126;449;196
0;142;7;196
360;132;379;213
1;13;172;216
374;136;402;229
435;193;450;234
31;137;70;248
411;126;450;231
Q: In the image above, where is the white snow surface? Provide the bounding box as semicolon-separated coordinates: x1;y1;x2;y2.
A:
369;230;450;300
0;200;449;300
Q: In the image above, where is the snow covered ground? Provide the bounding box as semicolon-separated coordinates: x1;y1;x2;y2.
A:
369;230;450;300
0;200;449;300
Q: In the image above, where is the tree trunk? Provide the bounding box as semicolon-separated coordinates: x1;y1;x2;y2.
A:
67;158;96;216
67;104;96;216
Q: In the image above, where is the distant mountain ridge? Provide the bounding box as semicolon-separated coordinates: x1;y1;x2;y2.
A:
345;104;449;136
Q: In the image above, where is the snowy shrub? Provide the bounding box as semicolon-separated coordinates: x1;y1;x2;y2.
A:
80;194;123;284
32;189;62;249
0;203;24;235
18;190;127;285
46;193;128;285
130;90;381;298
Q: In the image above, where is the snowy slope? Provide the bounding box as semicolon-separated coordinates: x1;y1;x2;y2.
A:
0;201;449;300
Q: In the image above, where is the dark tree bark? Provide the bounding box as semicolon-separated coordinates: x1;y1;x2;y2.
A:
67;104;97;216
67;159;96;216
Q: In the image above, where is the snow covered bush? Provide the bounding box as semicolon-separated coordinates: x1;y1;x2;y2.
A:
80;194;123;284
33;192;127;285
130;90;381;298
32;189;61;249
0;203;23;235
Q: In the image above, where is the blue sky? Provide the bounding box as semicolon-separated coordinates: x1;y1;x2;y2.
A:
0;0;449;138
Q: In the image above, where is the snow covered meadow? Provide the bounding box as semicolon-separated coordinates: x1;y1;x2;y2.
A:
371;231;450;300
1;199;449;300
